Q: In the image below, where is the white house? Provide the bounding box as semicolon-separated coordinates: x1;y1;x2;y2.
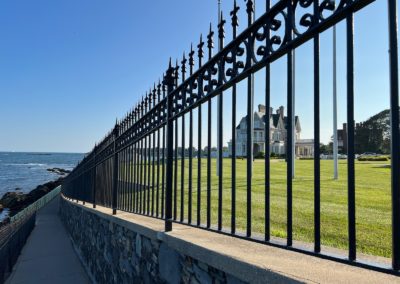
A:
228;105;314;157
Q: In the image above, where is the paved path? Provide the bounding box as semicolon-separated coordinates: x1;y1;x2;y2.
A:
6;196;90;284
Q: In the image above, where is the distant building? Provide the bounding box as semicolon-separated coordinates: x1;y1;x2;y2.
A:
210;149;230;158
337;123;348;153
228;105;314;157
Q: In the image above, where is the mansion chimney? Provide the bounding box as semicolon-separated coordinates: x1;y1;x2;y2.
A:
277;106;284;119
258;104;266;113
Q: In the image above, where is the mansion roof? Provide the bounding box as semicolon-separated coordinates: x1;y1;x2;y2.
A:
237;105;300;131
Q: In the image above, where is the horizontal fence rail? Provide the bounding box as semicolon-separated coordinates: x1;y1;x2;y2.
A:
62;0;400;275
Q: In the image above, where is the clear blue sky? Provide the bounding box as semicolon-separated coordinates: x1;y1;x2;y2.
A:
0;0;396;153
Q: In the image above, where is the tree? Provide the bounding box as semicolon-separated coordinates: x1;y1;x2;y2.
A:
320;143;333;154
255;151;265;159
354;109;391;154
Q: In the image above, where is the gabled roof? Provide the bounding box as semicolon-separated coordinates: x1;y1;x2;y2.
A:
236;112;300;130
271;114;280;128
283;116;299;128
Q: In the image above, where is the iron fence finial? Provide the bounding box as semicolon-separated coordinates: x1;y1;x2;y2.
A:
145;92;149;112
162;72;167;98
174;59;180;86
153;84;157;100
149;88;153;105
231;0;240;28
245;0;254;14
207;23;214;51
218;12;226;39
157;79;162;102
113;118;119;137
189;44;195;74
198;34;204;63
181;52;187;76
164;61;176;93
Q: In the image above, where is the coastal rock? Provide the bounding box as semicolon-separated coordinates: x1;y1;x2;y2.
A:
46;168;71;175
0;177;64;216
28;185;50;201
0;192;28;209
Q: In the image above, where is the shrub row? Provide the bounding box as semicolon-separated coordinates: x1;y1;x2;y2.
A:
358;156;390;161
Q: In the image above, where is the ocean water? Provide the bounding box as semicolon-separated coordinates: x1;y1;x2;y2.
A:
0;152;84;198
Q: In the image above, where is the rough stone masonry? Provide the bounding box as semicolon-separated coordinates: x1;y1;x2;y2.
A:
59;198;246;284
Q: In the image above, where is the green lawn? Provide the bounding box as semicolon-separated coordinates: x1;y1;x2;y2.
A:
120;158;393;258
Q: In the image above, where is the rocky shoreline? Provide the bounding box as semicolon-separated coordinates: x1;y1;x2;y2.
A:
0;177;64;225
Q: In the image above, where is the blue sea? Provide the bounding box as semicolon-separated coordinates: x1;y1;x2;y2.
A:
0;152;84;198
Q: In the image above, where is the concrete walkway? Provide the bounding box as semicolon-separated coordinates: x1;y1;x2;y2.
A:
6;196;90;284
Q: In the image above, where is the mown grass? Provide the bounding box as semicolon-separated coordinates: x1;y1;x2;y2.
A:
120;158;392;258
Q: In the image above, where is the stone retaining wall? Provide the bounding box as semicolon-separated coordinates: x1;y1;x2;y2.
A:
59;198;246;284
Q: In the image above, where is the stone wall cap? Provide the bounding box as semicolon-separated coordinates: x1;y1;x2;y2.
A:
61;195;400;284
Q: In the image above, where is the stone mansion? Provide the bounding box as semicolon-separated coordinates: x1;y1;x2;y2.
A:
228;105;314;157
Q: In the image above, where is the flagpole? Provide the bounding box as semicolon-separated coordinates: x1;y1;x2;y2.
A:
333;24;339;179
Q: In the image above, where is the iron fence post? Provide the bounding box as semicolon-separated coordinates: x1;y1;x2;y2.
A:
165;61;175;232
245;0;254;239
388;0;400;270
112;122;120;215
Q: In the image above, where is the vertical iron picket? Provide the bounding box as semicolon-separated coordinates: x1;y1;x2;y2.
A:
231;0;239;235
264;0;270;241
165;62;175;232
217;12;225;232
347;13;356;262
388;0;400;270
286;0;293;247
112;123;119;215
246;0;254;238
313;0;321;253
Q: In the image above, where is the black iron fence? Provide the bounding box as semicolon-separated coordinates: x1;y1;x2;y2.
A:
0;213;36;283
0;186;62;283
62;0;400;274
